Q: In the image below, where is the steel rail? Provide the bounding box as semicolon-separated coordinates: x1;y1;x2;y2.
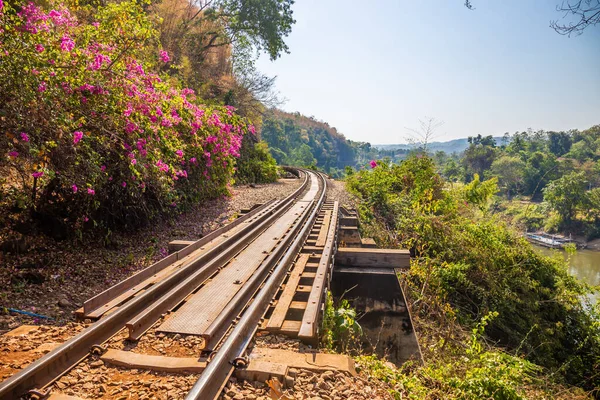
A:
125;176;310;340
185;171;328;400
200;183;315;349
0;171;309;400
83;198;279;316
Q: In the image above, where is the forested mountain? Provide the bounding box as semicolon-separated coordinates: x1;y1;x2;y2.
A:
376;137;504;154
260;110;408;175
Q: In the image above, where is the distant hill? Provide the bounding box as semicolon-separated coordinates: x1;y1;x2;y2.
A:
260;110;408;176
375;137;505;154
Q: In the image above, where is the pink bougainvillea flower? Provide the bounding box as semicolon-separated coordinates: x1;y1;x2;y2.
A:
175;149;183;158
8;151;18;158
131;158;137;165
72;184;78;193
159;50;170;63
87;188;95;195
32;171;44;178
38;81;47;92
84;216;89;222
369;160;377;168
100;165;106;172
73;131;83;144
121;181;127;187
60;35;75;52
0;0;4;12
189;157;197;165
248;125;256;135
20;132;29;142
35;44;44;53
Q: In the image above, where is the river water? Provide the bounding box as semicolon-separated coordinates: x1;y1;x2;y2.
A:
534;246;600;303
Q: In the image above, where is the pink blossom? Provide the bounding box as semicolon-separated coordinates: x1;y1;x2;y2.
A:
84;216;89;222
248;125;256;135
72;184;78;193
32;171;44;178
369;160;377;168
159;50;170;63
175;149;183;158
35;44;44;53
189;157;197;165
89;53;110;71
131;158;137;165
121;182;127;187
20;132;29;142
73;131;83;144
60;35;75;52
38;82;47;92
8;151;18;158
87;188;95;195
0;0;4;12
156;160;169;172
100;165;106;172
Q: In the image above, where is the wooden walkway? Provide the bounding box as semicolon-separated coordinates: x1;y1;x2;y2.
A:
263;200;339;344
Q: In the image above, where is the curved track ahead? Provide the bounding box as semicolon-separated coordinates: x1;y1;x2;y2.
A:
0;169;328;400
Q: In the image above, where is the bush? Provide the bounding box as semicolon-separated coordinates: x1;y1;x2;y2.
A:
346;155;600;394
234;139;279;184
0;0;254;233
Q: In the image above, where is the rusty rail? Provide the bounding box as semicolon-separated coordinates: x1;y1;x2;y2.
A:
0;171;311;400
185;171;329;400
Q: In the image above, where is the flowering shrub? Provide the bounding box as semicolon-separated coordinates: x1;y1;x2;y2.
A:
0;0;255;232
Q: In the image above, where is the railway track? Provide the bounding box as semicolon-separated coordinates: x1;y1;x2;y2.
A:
0;169;338;400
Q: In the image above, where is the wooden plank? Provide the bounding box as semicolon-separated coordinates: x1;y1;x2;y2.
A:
336;248;410;268
168;240;194;253
298;202;339;343
339;226;361;245
266;254;309;330
101;349;206;373
335;266;396;275
279;320;302;335
315;210;332;247
234;360;288;384
250;347;356;376
340;216;358;227
289;301;308;310
4;325;39;337
301;246;324;254
361;238;377;248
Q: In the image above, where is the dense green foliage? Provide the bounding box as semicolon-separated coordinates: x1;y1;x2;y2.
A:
0;0;295;236
233;137;278;184
0;0;256;234
435;126;600;235
346;155;600;396
261;110;407;176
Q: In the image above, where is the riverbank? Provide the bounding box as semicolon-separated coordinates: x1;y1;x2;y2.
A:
494;199;600;251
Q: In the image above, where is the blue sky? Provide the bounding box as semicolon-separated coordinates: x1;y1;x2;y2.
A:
256;0;600;144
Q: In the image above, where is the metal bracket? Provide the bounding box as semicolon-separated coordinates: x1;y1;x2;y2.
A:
90;344;107;355
27;388;51;400
230;355;249;369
